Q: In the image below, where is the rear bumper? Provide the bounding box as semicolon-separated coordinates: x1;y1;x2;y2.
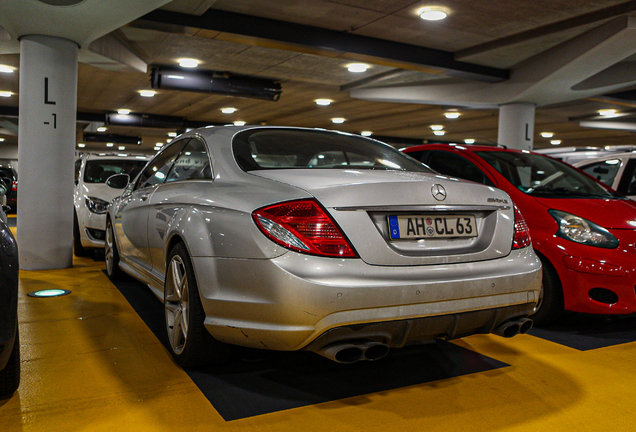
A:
193;247;542;351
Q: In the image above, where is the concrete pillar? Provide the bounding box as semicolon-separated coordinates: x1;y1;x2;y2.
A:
17;36;78;270
497;103;535;151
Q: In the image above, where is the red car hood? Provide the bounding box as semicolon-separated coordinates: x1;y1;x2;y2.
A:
532;197;636;230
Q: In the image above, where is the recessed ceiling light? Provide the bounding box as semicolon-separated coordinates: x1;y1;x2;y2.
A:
433;130;446;136
540;132;554;138
221;107;237;114
97;127;107;132
118;153;128;157
168;132;177;137
234;121;246;126
464;139;475;144
0;65;14;74
418;7;448;21
178;58;199;68
361;131;372;136
0;91;12;98
156;142;164;146
315;99;333;106
78;143;85;148
430;125;444;131
154;146;161;151
167;139;172;143
106;143;114;147
331;117;346;124
598;109;617;116
550;140;562;145
347;63;369;73
118;146;126;150
0;138;5;142
117;109;130;115
139;90;156;97
444;111;461;119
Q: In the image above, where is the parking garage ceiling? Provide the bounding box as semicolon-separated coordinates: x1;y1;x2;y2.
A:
2;0;636;152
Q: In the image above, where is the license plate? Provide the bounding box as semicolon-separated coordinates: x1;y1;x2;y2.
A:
387;215;477;239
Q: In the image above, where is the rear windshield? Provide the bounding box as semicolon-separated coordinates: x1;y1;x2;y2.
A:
233;129;432;173
0;168;15;180
476;150;621;199
84;160;147;184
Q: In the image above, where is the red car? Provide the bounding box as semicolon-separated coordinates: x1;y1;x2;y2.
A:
403;143;636;325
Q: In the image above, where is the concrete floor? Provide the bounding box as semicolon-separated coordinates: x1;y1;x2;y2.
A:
2;221;636;431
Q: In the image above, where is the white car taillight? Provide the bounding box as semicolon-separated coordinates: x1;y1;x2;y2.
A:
253;199;358;258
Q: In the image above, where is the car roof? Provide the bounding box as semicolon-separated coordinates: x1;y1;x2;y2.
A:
573;151;636;166
403;143;530;154
80;153;150;161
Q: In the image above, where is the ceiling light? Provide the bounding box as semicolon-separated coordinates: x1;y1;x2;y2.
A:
315;99;333;106
540;132;554;138
221;107;237;114
430;125;444;131
347;63;369;73
361;131;372;136
139;90;156;97
106;143;114;147
433;131;446;136
117;109;130;115
167;139;172;143
78;143;85;148
598;109;616;116
331;117;346;124
234;121;246;126
118;146;126;150
168;132;177;137
154;146;161;151
418;7;448;21
0;91;12;97
444;111;461;119
550;140;562;145
118;153;128;157
0;138;5;142
464;139;475;144
0;65;14;73
178;58;200;68
97;127;107;132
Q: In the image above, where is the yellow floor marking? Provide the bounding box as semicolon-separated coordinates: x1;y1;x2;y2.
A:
2;237;636;431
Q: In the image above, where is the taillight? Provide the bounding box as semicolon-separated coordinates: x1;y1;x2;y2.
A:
253;199;358;258
512;204;531;249
11;181;17;192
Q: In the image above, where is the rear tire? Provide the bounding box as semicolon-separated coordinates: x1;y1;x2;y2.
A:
0;328;20;398
105;218;125;281
164;242;231;369
73;212;89;257
531;255;564;326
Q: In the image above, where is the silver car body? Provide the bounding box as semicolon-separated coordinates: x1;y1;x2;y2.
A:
108;126;541;355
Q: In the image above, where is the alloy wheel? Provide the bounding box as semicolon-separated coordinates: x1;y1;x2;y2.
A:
165;255;189;355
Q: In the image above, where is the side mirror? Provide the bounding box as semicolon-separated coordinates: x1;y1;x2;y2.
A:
106;173;130;189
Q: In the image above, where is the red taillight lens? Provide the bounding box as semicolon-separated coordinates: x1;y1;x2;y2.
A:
512;204;531;249
253;199;358;258
11;181;17;192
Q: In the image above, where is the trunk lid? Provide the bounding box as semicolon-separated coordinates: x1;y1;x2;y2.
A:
251;169;516;266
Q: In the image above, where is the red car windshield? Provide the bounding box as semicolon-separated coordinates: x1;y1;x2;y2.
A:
476;150;621;199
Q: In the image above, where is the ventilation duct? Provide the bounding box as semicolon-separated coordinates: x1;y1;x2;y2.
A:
83;132;141;145
150;67;282;101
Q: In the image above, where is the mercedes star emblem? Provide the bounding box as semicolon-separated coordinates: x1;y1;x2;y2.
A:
431;184;447;201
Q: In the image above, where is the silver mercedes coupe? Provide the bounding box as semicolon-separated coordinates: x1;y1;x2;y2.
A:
105;126;542;368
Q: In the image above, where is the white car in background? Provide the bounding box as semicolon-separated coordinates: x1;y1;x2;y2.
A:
574;152;636;200
73;154;149;256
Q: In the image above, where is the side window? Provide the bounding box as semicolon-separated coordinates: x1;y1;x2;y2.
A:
135;139;190;190
579;159;621;187
165;138;212;182
617;159;636;195
425;150;494;186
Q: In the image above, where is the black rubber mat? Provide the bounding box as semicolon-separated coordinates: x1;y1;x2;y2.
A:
107;272;509;421
529;314;636;351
